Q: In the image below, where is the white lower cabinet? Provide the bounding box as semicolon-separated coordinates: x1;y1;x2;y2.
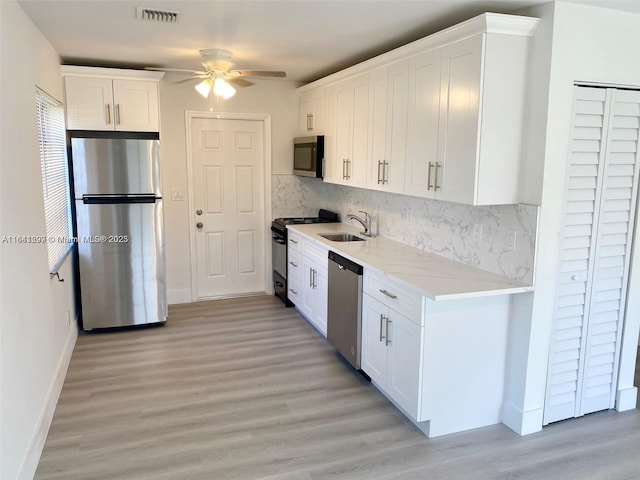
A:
362;269;512;437
289;231;329;337
362;293;422;418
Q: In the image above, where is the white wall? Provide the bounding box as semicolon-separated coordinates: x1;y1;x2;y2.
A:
503;1;640;435
159;79;299;304
0;2;78;478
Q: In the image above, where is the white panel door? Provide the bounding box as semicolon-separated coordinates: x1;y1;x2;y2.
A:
191;117;266;298
544;86;640;424
579;88;640;415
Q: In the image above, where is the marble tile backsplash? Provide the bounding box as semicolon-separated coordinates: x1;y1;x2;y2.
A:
272;175;538;284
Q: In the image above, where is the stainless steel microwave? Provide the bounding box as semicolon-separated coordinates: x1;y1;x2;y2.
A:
293;135;324;178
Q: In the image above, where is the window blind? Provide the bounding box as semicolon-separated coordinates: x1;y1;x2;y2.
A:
36;88;72;272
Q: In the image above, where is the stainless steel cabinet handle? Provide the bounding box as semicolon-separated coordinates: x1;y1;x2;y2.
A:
379;314;385;342
377;160;383;184
307;113;314;131
345;159;351;180
290;239;298;244
428;162;434;190
289;261;298;267
379;289;398;300
342;159;347;180
115;104;121;125
385;318;391;346
382;161;389;185
309;268;313;288
312;269;317;289
434;162;441;191
196;222;203;229
105;104;111;125
289;288;297;295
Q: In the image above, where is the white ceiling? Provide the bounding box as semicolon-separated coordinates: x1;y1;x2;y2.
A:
18;0;640;85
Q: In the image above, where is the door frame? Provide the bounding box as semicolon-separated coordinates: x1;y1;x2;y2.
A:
185;111;273;301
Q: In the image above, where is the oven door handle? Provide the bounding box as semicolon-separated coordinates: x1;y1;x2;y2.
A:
272;236;286;245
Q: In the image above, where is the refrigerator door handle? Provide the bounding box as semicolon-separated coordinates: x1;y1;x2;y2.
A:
82;194;158;204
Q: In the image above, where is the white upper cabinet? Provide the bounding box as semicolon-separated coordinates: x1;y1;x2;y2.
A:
405;48;443;199
62;66;163;132
297;13;538;205
406;33;530;205
298;88;326;135
368;61;410;193
325;74;369;187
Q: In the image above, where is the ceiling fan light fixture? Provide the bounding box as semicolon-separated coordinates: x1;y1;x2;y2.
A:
213;78;236;99
195;79;213;98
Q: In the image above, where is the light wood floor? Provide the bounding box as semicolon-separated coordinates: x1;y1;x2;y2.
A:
36;295;640;479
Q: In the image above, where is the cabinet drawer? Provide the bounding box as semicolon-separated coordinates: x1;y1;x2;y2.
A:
364;272;423;325
287;249;302;277
303;238;329;268
288;230;302;250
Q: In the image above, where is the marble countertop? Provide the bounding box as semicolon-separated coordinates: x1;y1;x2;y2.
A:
288;223;533;301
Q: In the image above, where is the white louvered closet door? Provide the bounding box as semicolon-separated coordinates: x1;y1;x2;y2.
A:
544;86;640;425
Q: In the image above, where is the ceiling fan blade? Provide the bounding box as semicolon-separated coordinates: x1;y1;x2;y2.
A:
230;70;287;78
145;67;208;75
227;77;254;88
173;76;208;84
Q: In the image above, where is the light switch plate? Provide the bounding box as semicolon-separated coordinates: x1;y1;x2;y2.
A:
171;187;185;201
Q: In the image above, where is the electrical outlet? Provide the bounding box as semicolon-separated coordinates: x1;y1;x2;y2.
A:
505;231;518;251
348;197;354;210
402;209;413;225
472;224;483;242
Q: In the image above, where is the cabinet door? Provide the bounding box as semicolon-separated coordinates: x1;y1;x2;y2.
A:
361;294;388;387
311;264;328;336
299;255;316;321
387;309;422;419
333;83;353;185
437;36;483;204
368;62;408;194
331;75;369;187
112;79;160;132
383;61;409;193
368;67;388;190
299;92;314;134
350;74;370;188
404;49;442;198
64;76;114;130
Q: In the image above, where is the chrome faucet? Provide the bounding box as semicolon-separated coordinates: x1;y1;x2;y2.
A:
346;211;374;237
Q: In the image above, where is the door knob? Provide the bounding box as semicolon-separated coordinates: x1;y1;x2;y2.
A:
196;222;203;229
196;209;203;215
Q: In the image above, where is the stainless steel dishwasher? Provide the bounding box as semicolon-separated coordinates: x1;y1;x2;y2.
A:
327;251;363;369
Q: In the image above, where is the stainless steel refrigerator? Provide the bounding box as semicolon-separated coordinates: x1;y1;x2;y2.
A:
70;131;167;330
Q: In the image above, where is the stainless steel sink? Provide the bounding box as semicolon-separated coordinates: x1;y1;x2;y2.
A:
318;232;367;242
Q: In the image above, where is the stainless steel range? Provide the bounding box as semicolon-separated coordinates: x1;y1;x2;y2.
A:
271;209;338;305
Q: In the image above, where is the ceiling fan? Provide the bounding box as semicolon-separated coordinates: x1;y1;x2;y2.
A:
147;48;286;99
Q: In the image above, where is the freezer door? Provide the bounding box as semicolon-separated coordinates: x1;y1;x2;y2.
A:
75;199;166;329
71;136;161;196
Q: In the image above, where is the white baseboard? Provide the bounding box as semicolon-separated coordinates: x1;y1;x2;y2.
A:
616;386;638;411
501;400;543;436
19;323;77;480
167;289;192;305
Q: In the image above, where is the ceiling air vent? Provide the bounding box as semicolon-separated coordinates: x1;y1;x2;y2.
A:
136;7;181;23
